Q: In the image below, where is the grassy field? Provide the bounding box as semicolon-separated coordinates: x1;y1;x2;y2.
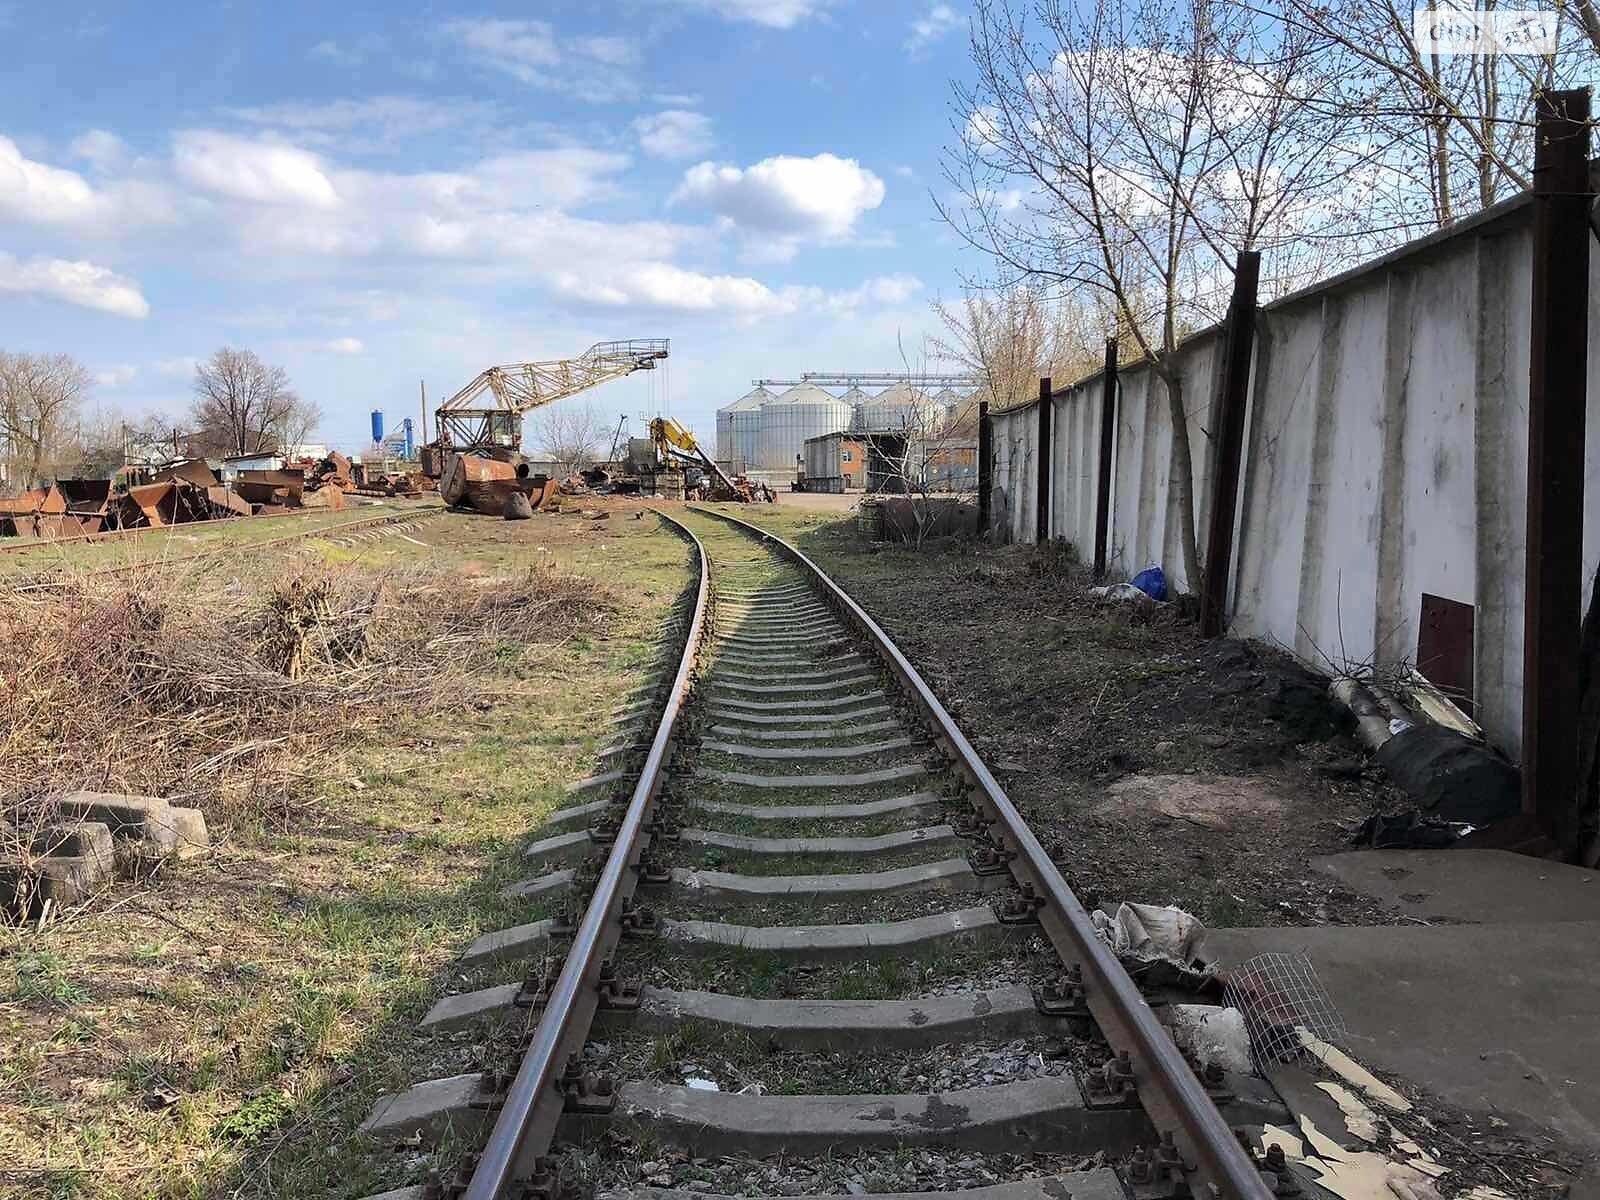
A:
0;500;692;1200
0;499;448;582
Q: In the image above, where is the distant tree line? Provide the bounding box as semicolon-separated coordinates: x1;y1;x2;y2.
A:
0;347;322;490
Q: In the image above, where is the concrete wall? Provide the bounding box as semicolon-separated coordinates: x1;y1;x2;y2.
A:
989;196;1600;757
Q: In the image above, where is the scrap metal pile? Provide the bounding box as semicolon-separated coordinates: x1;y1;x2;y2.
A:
0;451;410;541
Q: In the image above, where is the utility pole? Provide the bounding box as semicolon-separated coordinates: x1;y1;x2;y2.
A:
1035;377;1052;545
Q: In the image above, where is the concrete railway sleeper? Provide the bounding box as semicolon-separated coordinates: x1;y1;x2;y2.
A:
356;508;1278;1200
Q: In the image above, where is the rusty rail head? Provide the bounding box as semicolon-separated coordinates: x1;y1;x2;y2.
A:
689;504;1273;1200
463;509;710;1200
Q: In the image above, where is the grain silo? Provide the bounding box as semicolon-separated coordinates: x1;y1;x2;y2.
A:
859;382;939;433
839;386;869;431
757;384;851;470
718;385;772;471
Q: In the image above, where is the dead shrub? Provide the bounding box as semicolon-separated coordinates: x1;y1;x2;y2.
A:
0;561;616;836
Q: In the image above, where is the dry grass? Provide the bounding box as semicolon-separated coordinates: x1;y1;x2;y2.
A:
0;560;615;900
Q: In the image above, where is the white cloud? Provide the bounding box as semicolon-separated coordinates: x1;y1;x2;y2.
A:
94;364;138;387
173;131;339;208
321;336;365;354
308;35;387;66
70;129;131;173
225;96;494;150
154;356;200;378
443;19;636;101
673;153;885;245
634;110;715;160
907;4;962;52
668;0;835;27
0;253;150;318
828;274;923;310
553;262;796;314
0;135;109;225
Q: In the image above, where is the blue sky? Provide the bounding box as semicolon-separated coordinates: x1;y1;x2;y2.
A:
0;0;978;453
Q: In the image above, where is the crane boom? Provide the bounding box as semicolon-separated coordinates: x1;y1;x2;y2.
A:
435;338;668;454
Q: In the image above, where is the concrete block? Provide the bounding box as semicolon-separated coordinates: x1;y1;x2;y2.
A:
700;737;914;760
55;790;209;858
566;770;627;795
671;859;981;904
696;763;925;789
523;829;597;868
358;1072;495;1142
630;984;1059;1050
709;676;877;698
706;693;886;714
682;824;958;856
0;820;115;907
662;905;1007;961
705;704;893;726
696;792;944;822
603;1171;1127;1200
708;718;902;742
460;918;557;967
501;868;575;900
420;983;523;1032
601;1078;1150;1157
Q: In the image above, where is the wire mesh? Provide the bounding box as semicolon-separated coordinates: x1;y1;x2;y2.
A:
1222;951;1347;1066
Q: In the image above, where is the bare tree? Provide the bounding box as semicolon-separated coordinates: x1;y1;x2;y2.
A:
0;351;92;487
941;0;1363;586
932;284;1103;416
533;402;608;475
190;348;309;457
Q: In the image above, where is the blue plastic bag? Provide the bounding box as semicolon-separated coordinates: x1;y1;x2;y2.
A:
1130;565;1168;602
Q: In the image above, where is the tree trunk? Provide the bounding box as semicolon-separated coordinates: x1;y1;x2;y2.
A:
1163;371;1203;590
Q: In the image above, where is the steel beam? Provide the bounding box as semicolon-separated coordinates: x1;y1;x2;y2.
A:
1199;252;1261;638
1093;339;1118;578
1522;87;1592;849
1035;377;1052;545
978;399;992;536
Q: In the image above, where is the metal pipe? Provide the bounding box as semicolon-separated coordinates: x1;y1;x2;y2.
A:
694;507;1273;1200
463;512;710;1200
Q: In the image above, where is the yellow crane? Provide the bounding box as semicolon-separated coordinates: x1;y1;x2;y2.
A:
432;339;669;456
649;417;771;502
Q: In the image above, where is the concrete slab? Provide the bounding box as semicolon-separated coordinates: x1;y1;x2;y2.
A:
712;663;867;684
707;692;888;713
709;675;877;696
710;719;903;742
682;823;957;855
662;905;1006;960
701;737;914;760
695;791;943;821
460;918;558;967
697;763;925;789
540;798;610;830
630;984;1061;1050
357;1071;494;1142
567;769;627;794
602;1078;1150;1157
502;868;575;899
523;829;597;868
671;858;981;903
420;982;523;1032
56;790;210;858
705;704;893;725
1206;920;1600;1149
600;1172;1127;1200
1311;849;1600;924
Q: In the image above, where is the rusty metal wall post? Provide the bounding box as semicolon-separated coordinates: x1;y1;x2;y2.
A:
1093;338;1118;578
1523;87;1592;848
1035;377;1052;545
978;400;992;536
1199;250;1262;639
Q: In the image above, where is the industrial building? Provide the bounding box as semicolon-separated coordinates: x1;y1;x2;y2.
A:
715;373;980;488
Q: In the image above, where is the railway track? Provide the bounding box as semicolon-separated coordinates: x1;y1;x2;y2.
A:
359;506;1279;1200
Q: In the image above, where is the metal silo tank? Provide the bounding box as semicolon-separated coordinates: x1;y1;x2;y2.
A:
758;384;850;469
719;385;773;471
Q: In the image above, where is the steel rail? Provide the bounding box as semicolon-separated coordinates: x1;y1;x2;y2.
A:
691;505;1273;1200
463;509;710;1200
